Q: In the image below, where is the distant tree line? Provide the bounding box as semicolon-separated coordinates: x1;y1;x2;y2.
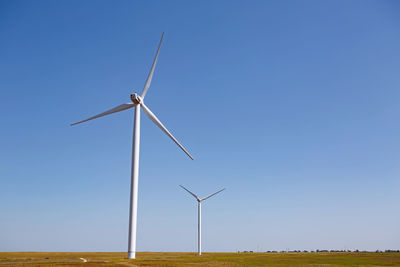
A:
237;249;400;253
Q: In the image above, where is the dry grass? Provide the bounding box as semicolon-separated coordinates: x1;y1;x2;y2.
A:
0;252;399;266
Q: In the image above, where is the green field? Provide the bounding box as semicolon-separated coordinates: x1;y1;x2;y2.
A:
1;252;400;266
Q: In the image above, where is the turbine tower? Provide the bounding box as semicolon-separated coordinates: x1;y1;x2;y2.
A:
71;33;194;259
179;185;225;256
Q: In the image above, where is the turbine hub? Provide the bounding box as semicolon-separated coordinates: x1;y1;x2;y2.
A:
130;93;142;105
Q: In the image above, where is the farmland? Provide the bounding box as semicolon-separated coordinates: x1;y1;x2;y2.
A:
1;252;400;266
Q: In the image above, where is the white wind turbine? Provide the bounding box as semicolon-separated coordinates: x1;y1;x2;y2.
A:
179;185;225;256
71;33;194;259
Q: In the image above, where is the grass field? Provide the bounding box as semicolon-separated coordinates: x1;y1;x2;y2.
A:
1;252;400;266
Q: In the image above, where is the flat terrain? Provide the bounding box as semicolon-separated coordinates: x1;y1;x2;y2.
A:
1;252;400;266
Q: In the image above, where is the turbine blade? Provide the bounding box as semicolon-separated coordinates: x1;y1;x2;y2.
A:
71;103;135;126
141;102;194;160
141;32;164;99
179;185;199;200
201;188;225;201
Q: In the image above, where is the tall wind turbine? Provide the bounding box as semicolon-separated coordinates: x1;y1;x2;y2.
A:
71;33;194;259
179;185;225;256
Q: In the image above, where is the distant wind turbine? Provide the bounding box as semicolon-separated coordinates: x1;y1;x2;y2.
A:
71;33;194;259
179;185;225;256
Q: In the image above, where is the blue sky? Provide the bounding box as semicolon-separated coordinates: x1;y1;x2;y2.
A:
0;0;399;252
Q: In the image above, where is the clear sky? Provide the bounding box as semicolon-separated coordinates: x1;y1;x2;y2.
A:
1;0;399;252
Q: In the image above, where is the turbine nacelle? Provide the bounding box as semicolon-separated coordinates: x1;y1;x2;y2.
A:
130;93;142;105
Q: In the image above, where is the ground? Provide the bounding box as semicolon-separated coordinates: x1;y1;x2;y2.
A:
0;252;400;266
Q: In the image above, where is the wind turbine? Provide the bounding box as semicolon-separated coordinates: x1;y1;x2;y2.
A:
71;33;194;259
179;185;225;256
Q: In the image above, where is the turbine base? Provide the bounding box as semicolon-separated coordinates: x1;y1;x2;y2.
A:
127;251;136;259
